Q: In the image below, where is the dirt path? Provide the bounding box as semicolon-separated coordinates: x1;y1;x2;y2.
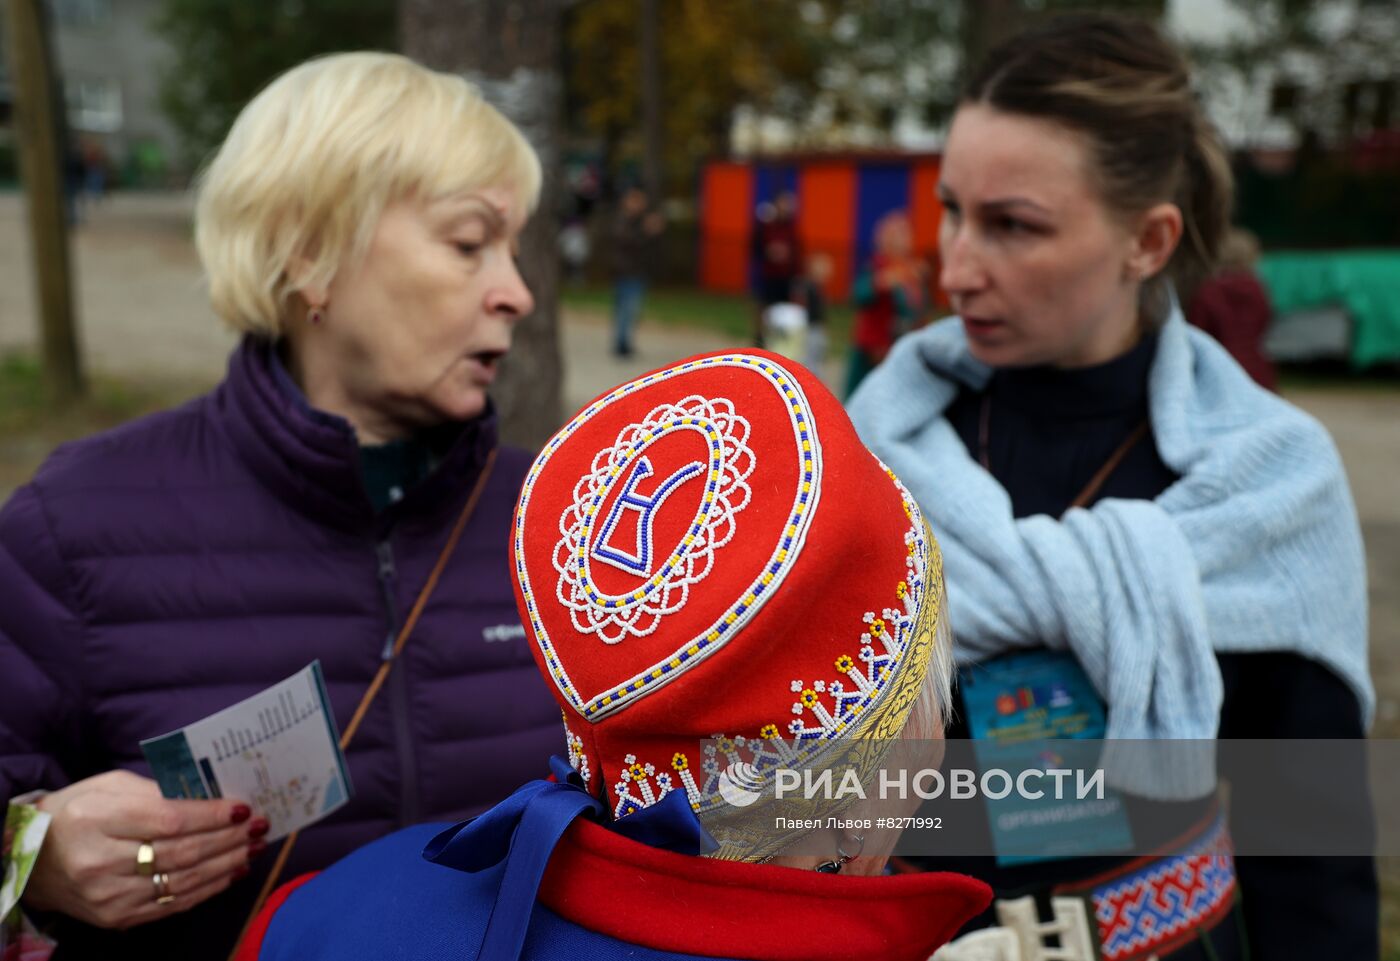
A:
2;191;1397;732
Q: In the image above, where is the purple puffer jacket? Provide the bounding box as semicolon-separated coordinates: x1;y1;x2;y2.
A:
0;338;562;960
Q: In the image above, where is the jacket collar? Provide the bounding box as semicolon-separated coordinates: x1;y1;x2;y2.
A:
537;815;991;961
217;336;499;533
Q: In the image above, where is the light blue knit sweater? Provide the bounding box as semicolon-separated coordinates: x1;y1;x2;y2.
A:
849;310;1372;796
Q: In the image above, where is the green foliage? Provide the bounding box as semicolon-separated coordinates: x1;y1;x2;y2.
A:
566;0;827;193
153;0;398;172
1183;0;1400;144
0;351;180;433
0;351;210;495
802;0;964;133
1237;159;1400;248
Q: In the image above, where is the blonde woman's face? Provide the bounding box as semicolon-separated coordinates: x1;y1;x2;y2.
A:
937;104;1141;369
320;186;532;432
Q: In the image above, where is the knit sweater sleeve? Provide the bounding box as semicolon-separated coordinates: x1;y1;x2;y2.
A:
0;482;85;803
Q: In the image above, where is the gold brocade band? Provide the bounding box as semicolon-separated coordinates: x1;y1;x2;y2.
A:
703;525;946;863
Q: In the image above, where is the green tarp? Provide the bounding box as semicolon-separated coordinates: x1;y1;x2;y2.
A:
1257;250;1400;368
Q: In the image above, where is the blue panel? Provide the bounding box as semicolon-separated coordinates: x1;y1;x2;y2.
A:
854;165;911;268
748;166;800;291
752;165;799;206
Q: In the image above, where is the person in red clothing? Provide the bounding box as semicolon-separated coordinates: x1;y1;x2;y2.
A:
846;211;929;396
233;349;992;961
751;192;803;346
1187;229;1278;390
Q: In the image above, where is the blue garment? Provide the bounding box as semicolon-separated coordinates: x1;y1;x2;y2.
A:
260;759;719;961
848;307;1371;798
612;276;645;353
258;823;733;961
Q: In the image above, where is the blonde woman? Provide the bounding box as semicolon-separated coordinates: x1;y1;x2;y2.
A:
0;53;561;959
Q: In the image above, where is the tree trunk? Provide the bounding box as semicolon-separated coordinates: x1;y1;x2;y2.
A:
5;0;85;404
401;0;564;451
639;0;663;200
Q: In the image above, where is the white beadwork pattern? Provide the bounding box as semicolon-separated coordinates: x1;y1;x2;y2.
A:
516;355;823;721
612;751;706;818
611;467;936;819
552;395;755;644
564;723;592;790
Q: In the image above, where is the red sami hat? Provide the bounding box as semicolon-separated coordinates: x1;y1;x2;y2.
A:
511;350;944;842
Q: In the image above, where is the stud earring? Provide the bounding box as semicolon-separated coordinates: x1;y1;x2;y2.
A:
308;306;325;325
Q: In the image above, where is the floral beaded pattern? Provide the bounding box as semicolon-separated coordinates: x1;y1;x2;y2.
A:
610;467;940;820
612;751;705;819
563;722;593;791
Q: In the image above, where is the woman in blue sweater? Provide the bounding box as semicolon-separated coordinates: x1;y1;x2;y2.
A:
850;15;1375;961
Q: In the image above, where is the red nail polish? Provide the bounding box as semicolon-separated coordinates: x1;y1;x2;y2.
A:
249;839;268;857
247;818;270;839
230;804;251;824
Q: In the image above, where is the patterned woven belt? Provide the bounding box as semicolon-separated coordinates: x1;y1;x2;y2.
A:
1056;812;1238;961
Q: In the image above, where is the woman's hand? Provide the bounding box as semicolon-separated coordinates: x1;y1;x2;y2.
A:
23;770;265;930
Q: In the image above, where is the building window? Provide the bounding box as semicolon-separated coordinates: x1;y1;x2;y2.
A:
68;76;121;133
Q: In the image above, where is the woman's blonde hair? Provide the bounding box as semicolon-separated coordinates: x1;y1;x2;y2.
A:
195;52;542;336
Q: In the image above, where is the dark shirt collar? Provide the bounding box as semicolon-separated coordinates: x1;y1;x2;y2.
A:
267;346;462;513
220;336;497;531
990;329;1158;420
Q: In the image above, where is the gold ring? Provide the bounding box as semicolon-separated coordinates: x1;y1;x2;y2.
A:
135;842;156;877
153;871;175;905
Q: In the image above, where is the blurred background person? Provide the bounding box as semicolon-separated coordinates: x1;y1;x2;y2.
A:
751;191;802;347
558;215;591;286
608;186;664;357
80;136;111;209
233;347;991;961
845;210;928;397
1187;227;1278;390
0;52;560;960
850;15;1374;960
795;251;832;378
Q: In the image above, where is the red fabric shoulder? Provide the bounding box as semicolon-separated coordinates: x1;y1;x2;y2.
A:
231;872;321;961
538;819;991;961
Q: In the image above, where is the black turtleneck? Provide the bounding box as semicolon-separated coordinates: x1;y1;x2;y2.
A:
925;331;1376;961
945;330;1177;518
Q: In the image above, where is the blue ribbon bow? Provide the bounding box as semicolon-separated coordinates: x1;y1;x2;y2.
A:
423;756;718;961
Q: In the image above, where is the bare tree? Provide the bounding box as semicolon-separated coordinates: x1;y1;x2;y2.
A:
4;0;84;404
401;0;564;451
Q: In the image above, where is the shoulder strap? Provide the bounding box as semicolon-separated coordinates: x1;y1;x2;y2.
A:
227;448;498;961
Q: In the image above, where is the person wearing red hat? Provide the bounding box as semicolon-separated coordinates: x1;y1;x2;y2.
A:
231;349;991;961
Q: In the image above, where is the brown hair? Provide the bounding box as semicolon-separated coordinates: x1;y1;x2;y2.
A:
963;14;1233;311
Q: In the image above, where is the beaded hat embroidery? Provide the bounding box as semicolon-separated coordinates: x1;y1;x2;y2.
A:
512;350;947;854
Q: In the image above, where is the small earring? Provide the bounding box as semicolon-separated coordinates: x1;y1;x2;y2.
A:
308;306;324;325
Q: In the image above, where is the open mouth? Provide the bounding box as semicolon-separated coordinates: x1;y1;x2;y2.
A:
962;316;1004;334
470;349;507;369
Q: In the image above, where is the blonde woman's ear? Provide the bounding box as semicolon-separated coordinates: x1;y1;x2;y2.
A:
287;255;330;313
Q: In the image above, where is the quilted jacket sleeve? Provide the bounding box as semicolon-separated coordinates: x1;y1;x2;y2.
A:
0;483;85;802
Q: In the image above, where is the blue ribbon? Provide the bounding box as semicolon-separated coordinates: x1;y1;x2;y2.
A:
423;756;718;961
